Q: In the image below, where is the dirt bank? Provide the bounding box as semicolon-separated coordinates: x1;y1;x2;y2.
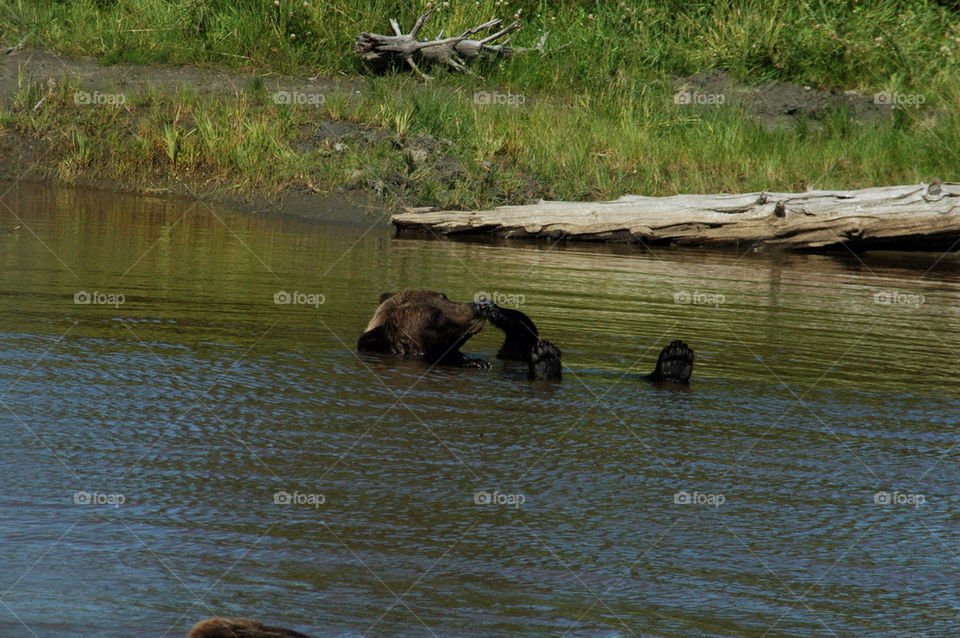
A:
674;69;895;130
0;48;399;223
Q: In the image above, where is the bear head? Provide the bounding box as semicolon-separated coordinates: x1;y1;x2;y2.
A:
357;289;491;363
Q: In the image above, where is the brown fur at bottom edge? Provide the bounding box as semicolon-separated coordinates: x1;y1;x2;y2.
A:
188;617;313;638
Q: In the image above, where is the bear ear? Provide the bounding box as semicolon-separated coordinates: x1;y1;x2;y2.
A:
357;326;388;352
379;292;395;304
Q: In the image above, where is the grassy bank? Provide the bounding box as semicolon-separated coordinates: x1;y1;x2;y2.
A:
7;0;960;91
1;1;959;209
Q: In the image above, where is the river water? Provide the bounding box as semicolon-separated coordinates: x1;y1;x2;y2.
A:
2;182;959;637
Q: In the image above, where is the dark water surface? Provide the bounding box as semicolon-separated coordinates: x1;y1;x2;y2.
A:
2;183;960;637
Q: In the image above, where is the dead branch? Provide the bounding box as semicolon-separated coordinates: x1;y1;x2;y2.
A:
354;10;524;79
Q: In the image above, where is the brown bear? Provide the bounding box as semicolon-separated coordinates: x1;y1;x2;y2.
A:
357;289;493;367
188;617;313;638
356;290;693;382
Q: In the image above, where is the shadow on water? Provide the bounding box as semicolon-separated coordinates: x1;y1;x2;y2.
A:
2;182;960;637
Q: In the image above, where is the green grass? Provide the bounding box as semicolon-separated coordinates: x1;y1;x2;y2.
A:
3;71;956;209
4;0;960;91
1;1;959;208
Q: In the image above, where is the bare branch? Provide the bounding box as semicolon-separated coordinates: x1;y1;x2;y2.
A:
409;9;436;38
354;12;531;78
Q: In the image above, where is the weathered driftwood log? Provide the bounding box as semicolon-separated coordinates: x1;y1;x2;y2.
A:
392;182;960;250
354;9;521;79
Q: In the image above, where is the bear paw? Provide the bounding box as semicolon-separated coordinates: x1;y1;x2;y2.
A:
528;339;562;380
649;339;694;384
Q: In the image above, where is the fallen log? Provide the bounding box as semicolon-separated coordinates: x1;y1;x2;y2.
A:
354;9;523;79
391;181;960;250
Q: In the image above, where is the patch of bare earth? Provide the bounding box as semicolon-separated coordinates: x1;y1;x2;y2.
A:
674;69;893;130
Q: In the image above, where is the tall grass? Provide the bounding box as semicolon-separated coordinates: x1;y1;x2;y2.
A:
3;1;959;92
1;1;958;207
3;72;956;209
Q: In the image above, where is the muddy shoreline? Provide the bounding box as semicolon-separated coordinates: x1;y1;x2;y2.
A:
0;48;396;223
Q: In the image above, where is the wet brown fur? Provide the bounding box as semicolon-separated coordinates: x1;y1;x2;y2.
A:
357;289;488;364
188;617;313;638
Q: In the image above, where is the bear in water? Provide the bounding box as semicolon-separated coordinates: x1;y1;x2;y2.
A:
188;617;313;638
487;304;693;383
357;289;493;367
